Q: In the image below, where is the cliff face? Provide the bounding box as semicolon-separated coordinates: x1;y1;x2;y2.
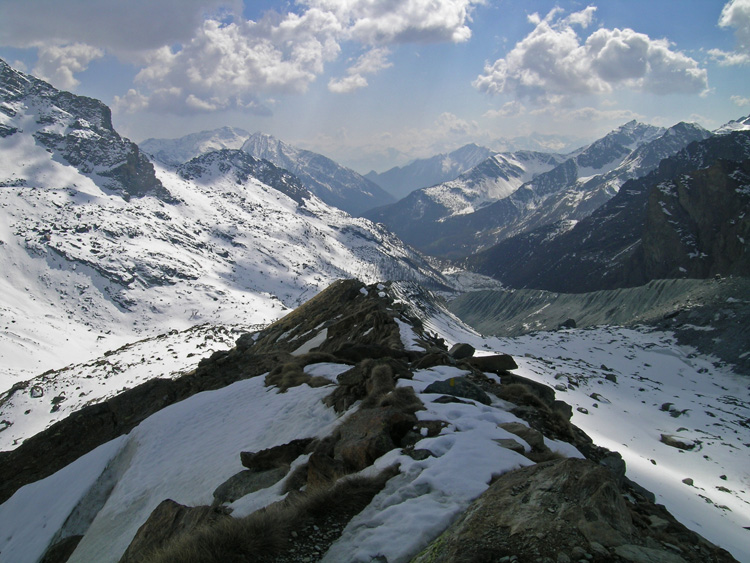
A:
0;58;170;201
640;159;750;280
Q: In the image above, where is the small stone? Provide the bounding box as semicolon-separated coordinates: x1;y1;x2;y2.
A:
588;542;608;557
720;474;727;480
576;407;588;414
557;553;571;563
682;477;694;486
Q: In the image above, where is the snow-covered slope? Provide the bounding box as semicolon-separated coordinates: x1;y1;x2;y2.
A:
0;280;746;562
240;132;395;215
715;114;750;135
0;59;446;388
140;126;251;166
364;143;494;200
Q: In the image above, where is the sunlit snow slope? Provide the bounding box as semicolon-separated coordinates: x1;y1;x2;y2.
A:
0;59;445;387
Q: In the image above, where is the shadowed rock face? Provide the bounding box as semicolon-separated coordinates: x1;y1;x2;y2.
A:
412;458;736;563
467;131;750;293
0;59;171;202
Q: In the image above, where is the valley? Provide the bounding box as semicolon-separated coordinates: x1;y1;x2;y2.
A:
0;54;748;563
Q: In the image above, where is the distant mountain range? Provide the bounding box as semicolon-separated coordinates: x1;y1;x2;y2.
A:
365;120;714;257
364;144;495;200
143;129;394;216
467;130;750;292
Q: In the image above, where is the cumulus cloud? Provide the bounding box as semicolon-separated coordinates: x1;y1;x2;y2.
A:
304;0;480;44
32;43;104;90
474;6;708;105
709;0;750;65
328;47;392;93
0;0;482;114
731;94;750;107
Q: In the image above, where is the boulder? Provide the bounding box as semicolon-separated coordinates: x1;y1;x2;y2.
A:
448;343;475;360
119;499;230;563
423;377;492;405
660;434;698;451
240;438;314;470
413;458;734;563
498;422;545;452
212;467;289;504
334;407;416;471
467;353;518;373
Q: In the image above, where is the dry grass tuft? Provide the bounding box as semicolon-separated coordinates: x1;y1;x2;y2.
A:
378;386;424;413
144;466;398;563
496;383;548;409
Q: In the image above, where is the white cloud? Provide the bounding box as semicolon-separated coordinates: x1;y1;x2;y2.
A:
720;0;750;52
328;47;392;93
474;6;708;105
304;0;481;44
0;0;482;114
709;0;750;65
118;13;342;114
708;49;750;65
484;101;526;119
731;94;750;107
32;43;104;90
328;74;369;93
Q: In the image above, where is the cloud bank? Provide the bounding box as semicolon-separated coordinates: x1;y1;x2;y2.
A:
474;6;708;106
0;0;482;113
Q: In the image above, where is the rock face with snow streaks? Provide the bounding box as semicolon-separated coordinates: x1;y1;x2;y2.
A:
468;130;750;292
0;59;170;201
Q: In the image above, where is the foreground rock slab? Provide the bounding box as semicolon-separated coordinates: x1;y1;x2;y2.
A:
413;458;736;563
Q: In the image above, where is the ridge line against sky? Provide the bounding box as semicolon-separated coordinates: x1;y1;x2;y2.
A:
0;0;748;172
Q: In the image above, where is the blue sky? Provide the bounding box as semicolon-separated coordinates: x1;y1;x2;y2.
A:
1;0;748;172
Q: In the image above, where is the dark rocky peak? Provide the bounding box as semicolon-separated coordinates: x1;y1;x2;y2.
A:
467;130;750;293
618;121;712;172
0;58;172;202
177;149;310;204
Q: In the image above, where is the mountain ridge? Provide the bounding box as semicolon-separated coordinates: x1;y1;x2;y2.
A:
466;130;750;292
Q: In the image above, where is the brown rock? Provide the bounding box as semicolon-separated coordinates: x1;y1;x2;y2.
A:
334;407;416;471
499;422;546;452
119;499;230;563
467;354;518;373
240;438;314;470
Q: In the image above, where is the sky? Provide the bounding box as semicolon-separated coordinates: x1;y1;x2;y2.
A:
0;0;749;173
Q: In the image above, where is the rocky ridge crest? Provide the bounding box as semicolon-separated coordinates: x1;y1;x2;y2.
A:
1;280;735;562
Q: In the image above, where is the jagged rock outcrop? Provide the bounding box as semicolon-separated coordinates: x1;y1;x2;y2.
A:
413;458;734;563
640;158;750;280
0;58;171;201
